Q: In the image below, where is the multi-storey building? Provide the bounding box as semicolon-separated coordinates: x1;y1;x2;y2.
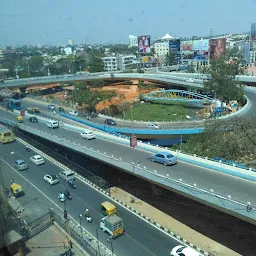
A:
128;35;138;48
102;56;118;72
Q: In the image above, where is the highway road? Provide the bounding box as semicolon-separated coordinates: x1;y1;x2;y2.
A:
0;140;182;256
1;108;256;207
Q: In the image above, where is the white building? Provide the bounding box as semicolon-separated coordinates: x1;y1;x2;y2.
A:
250;50;256;63
128;35;138;48
102;56;118;72
63;47;73;55
102;55;136;71
0;50;3;59
153;33;175;57
117;55;136;70
68;38;74;46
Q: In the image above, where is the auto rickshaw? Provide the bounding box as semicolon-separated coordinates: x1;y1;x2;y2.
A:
34;107;40;113
10;183;24;197
101;201;117;216
27;108;34;114
17;116;24;123
58;106;64;112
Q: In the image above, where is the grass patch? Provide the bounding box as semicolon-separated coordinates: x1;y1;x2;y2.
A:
122;102;189;122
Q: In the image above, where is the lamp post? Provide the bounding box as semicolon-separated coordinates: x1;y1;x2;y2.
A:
79;214;83;239
130;104;136;173
211;89;217;118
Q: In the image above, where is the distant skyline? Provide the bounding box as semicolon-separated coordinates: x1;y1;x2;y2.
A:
1;0;255;47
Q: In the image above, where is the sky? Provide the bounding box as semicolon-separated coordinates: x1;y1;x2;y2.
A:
1;0;256;47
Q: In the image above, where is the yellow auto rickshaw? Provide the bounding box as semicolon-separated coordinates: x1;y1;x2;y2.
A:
27;108;34;114
10;183;24;197
101;201;117;216
17;116;24;123
34;107;40;113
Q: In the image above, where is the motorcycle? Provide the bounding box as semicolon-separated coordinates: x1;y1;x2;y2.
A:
67;179;76;189
26;146;31;152
64;190;72;200
58;192;66;202
84;210;92;223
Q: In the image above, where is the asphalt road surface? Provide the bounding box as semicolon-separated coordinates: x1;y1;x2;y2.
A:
1;108;256;207
0;140;183;256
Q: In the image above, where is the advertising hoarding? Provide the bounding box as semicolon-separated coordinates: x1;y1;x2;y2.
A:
251;23;256;41
169;39;180;52
209;38;226;60
193;39;209;51
193;50;209;61
180;40;193;51
141;56;153;63
138;35;150;53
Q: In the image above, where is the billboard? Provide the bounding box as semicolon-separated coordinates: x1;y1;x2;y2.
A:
169;39;180;52
209;38;226;60
251;23;256;41
193;50;209;61
141;56;153;63
138;35;150;53
193;39;209;51
180;40;193;51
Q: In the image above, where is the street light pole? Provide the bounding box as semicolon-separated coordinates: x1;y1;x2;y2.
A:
130;105;135;173
79;214;83;240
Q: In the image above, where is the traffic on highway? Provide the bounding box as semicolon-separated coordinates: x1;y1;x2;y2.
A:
1;138;184;256
1;101;256;208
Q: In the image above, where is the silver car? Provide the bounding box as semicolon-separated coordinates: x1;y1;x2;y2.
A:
13;160;28;171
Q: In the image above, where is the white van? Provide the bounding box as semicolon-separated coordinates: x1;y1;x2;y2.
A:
59;170;75;181
47;120;59;129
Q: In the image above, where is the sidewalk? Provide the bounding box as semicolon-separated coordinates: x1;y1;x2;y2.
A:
110;187;241;256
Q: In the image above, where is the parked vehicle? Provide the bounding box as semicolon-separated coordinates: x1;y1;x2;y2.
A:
101;201;117;216
150;152;177;166
44;174;59;185
69;110;79;116
29;116;38;123
59;170;75;181
10;183;24;197
13;160;28;171
105;119;116;126
47;120;59;128
30;155;45;165
80;130;95;140
100;215;124;238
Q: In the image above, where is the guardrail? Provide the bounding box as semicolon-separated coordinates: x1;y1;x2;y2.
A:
1;117;255;225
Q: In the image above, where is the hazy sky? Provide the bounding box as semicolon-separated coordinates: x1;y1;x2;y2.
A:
1;0;256;46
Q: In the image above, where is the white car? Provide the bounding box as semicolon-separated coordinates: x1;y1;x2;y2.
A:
30;155;45;165
44;174;59;185
146;123;160;129
170;245;202;256
59;170;75;181
69;110;79;116
80;130;96;140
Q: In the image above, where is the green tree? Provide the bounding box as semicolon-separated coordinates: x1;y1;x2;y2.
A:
165;51;175;66
91;79;105;88
203;48;244;103
88;56;104;73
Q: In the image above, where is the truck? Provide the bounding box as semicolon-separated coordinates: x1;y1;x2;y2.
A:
100;215;124;238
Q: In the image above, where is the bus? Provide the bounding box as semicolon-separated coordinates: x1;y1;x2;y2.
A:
8;98;21;110
0;125;14;143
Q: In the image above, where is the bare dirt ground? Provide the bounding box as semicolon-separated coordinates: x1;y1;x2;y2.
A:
110;187;241;256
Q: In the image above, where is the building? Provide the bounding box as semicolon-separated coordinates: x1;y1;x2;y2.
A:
102;55;136;71
102;56;118;72
128;35;138;48
0;50;3;59
250;50;256;63
117;55;136;70
235;42;250;64
63;47;72;55
82;39;86;45
68;38;74;46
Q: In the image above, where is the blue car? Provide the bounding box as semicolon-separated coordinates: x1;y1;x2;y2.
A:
150;152;177;166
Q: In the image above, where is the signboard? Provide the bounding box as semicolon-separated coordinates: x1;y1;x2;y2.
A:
138;35;151;53
130;136;137;147
209;38;226;60
193;39;209;51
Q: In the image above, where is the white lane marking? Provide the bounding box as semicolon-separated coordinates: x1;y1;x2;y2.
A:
0;157;113;255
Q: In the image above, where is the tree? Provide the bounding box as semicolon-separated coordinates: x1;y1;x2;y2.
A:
203;48;244;103
165;51;175;66
88;56;104;73
91;79;105;88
